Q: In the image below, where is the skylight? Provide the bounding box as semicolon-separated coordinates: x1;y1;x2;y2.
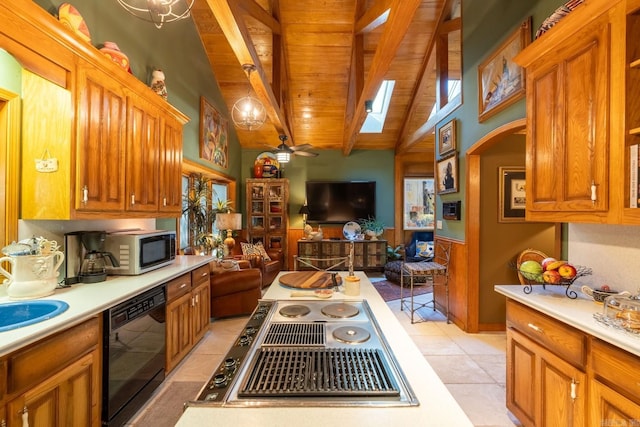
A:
360;80;395;133
428;80;461;120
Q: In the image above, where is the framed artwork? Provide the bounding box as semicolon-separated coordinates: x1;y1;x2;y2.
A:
438;119;457;156
436;154;458;195
477;17;531;122
403;178;435;230
499;167;526;222
200;96;228;168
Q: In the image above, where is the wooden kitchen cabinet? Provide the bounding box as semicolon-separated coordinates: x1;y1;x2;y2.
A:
246;179;289;266
158;115;184;214
514;6;614;222
3;317;101;427
166;264;211;372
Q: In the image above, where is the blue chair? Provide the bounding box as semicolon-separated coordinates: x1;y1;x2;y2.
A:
404;231;434;262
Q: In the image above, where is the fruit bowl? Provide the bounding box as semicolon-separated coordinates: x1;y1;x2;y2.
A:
510;260;592;299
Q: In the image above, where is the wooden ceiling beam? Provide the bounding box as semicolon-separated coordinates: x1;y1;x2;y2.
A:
204;0;291;141
236;0;281;34
355;0;392;34
343;0;422;156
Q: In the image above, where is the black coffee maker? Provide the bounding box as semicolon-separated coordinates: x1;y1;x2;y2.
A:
64;231;119;284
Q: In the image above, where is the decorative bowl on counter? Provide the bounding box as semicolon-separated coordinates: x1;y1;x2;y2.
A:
581;285;630;303
511;260;592;299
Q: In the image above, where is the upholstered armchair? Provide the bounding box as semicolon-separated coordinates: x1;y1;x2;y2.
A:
231;239;283;288
209;259;262;319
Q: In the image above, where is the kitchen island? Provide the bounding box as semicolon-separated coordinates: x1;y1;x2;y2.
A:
176;271;473;426
0;255;212;357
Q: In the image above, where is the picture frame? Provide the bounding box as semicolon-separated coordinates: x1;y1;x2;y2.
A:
199;96;228;168
477;17;531;122
499;166;526;222
438;119;457;156
403;178;435;230
436;154;458;195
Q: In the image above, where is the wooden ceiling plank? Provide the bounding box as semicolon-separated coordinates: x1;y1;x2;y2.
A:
204;0;292;141
342;0;423;156
237;0;281;34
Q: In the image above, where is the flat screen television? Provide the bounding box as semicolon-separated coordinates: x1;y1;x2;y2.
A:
305;181;376;223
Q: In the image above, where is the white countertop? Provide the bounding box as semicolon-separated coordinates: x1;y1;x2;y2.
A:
495;284;640;357
0;255;212;357
177;271;474;427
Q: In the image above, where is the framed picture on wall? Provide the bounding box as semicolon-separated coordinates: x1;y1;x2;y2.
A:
200;96;228;168
403;178;435;230
477;17;531;122
499;166;526;222
438;119;457;156
436;154;458;195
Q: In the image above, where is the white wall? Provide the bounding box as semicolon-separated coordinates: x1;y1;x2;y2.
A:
568;224;640;295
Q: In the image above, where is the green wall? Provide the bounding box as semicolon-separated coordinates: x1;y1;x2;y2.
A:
33;0;243;183
241;149;395;229
437;0;566;241
0;50;22;93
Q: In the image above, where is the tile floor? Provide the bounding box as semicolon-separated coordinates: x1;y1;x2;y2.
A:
129;276;523;427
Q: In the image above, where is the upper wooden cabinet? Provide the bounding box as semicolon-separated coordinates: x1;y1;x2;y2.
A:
513;0;640;224
5;1;189;220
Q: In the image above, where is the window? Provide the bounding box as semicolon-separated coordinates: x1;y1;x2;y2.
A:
360;80;395;133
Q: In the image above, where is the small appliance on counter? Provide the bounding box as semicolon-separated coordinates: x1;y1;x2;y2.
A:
64;230;119;284
103;229;176;276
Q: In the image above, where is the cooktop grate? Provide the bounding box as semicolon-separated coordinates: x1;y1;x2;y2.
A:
262;323;326;346
238;348;400;397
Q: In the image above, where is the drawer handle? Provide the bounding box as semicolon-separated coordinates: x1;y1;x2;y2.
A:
179;283;188;289
527;323;544;333
201;272;208;277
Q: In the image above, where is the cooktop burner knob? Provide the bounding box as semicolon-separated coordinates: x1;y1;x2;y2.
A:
224;357;237;370
245;326;257;335
213;373;228;388
238;335;251;346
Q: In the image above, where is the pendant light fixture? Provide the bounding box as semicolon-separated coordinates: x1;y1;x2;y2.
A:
231;64;267;131
275;134;292;163
116;0;194;29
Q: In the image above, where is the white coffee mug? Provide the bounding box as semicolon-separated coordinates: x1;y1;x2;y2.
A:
344;276;360;296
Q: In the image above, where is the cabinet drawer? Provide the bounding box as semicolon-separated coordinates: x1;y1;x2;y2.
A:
166;273;191;301
506;300;586;368
591;339;640;403
191;264;210;288
7;316;99;395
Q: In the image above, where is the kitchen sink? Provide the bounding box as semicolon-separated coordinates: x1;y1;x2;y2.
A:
0;300;69;332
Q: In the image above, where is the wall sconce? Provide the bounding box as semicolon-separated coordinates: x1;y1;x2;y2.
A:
298;203;310;227
116;0;194;29
365;100;373;113
231;64;266;131
216;212;242;253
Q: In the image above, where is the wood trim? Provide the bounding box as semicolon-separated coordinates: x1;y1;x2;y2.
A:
0;89;21;249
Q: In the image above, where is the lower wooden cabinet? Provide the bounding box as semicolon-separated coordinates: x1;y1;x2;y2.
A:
2;317;101;427
297;240;387;270
507;329;586;427
166;264;211;372
590;379;640;426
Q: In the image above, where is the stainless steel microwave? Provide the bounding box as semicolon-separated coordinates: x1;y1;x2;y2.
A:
104;230;176;275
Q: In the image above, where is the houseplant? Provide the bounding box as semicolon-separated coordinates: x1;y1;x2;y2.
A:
358;216;385;240
182;174;232;256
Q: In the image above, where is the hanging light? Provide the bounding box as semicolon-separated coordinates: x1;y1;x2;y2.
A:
275;135;292;163
231;64;267;131
116;0;194;29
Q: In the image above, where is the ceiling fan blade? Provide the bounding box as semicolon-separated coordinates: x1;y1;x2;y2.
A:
290;144;314;152
292;150;318;157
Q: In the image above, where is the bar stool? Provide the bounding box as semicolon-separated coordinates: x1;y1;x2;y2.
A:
400;240;452;323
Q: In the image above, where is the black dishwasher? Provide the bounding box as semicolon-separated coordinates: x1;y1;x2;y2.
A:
102;285;166;427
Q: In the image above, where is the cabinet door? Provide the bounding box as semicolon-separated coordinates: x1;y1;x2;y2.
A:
166;292;192;372
75;65;127;212
7;352;98;427
126;96;160;212
526;14;610;218
589;379;640;426
158;115;183;214
507;329;586;427
191;281;210;344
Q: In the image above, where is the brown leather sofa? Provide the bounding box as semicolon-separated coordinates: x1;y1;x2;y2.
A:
209;259;262;319
231;239;283;288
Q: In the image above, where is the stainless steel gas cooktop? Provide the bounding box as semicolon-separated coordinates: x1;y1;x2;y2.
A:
190;299;419;408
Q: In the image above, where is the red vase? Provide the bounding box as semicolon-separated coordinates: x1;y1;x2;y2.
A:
254;163;263;178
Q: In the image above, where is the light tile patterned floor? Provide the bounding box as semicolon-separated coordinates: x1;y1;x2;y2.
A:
128;276;522;427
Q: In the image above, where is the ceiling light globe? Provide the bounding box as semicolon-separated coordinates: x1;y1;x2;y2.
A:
232;95;266;131
276;150;290;163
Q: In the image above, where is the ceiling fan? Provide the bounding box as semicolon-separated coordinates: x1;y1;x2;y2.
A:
272;135;319;161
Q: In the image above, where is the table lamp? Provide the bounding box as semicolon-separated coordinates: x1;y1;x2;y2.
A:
216;212;242;253
298;203;310;227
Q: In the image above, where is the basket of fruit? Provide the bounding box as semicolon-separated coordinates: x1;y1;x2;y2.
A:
513;256;591;299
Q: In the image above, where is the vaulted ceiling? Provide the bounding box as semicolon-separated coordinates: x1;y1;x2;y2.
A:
190;0;460;157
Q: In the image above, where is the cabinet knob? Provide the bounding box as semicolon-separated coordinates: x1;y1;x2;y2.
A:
591;181;597;204
82;185;88;204
163;197;167;207
131;194;136;205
